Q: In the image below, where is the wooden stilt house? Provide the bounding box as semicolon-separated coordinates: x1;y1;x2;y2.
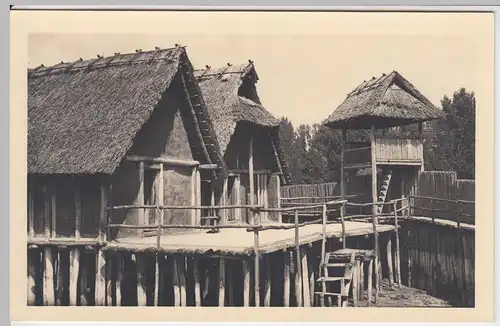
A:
194;62;291;225
27;45;225;305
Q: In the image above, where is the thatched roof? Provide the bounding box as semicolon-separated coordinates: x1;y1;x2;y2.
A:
324;71;444;130
194;63;291;184
28;45;224;176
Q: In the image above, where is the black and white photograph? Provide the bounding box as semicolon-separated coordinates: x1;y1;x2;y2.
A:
14;8;494;320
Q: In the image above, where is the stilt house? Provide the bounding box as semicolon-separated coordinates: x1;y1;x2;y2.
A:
323;71;443;215
27;45;225;245
194;62;291;224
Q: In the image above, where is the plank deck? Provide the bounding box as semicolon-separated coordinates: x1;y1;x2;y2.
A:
105;221;396;255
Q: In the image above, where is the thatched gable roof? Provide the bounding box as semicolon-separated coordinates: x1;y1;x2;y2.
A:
324;71;444;130
28;45;224;176
194;63;291;184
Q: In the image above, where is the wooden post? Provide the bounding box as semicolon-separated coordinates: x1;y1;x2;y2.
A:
51;191;56;239
393;202;401;287
249;136;255;224
27;249;37;305
294;210;303;307
340;128;346;215
300;248;311;307
136;162;145;237
340;202;346;249
264;255;271;306
75;188;81;240
28;180;34;239
95;184;108;306
106;252;113;306
320;204;326;307
227;261;235;306
352;260;359;307
367;258;373;306
136;254;147;306
235;175;241;222
359;261;365;302
115;253;123;306
43;247;55;306
172;257;181;306
191;166;197;225
387;236;394;287
242;260;250;307
192;257;201;307
253;225;260;307
369;125;380;301
263;174;268;221
69;249;81;306
56;251;64;305
179;257;187;306
221;178;228;224
283;251;290;307
196;169;201;225
79;252;88;306
218;259;225;307
276;175;282;223
44;185;50;240
154;254;160;307
307;247;315;306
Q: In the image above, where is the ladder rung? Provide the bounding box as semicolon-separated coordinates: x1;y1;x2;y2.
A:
314;291;348;297
322;263;348;267
316;276;348;282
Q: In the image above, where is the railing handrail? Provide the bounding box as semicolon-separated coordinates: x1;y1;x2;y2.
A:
408;195;475;205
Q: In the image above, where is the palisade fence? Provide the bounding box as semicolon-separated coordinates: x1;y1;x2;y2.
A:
413;171;475;224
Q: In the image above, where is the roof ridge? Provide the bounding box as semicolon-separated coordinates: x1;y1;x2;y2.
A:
28;45;186;79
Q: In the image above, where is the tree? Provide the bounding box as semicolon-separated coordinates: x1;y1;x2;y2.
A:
425;88;476;179
278;117;303;184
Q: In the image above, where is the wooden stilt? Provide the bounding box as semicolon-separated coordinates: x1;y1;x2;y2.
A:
56;250;64;306
68;248;80;306
387;236;394;287
95;249;106;306
172;257;181;307
359;261;365;302
115;253;123;306
154;254;160;306
407;229;412;287
192;257;201;307
243;260;250;307
307;248;315;306
178;257;187;307
138;162;145;237
27;249;37;305
227;261;234;306
369;125;380;302
393;202;402;287
300;248;311;307
367;258;373;306
218;259;225;307
43;247;55;306
221;178;228;224
191;166;197;225
136;254;147;306
352;260;359;307
79;252;88;306
294;210;303;307
276;175;282;223
106;252;113;306
283;251;290;307
196;169;201;225
264;255;271;307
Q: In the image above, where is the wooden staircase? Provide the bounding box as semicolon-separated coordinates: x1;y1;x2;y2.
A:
315;251;356;307
376;169;393;214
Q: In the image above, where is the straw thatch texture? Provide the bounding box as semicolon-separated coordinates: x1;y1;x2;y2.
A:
28;46;223;175
324;71;444;130
194;63;291;184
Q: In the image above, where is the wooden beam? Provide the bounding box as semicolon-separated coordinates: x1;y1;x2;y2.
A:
178;257;187;306
301;248;311;307
74;187;81;240
341;128;346;216
276;175;282;223
172;257;181;306
235;176;241;222
55;251;64;305
95;249;106;306
136;254;147;306
248;136;255;224
79;253;88;306
138;162;145;237
369;125;380;302
242;260;250;307
387;236;394;287
50;190;56;238
27;249;37;305
43;247;55;306
307;248;315;307
359;261;365;302
28;180;34;239
367;258;373;306
218;259;225;307
263;255;271;307
227;169;274;175
115;253;123;306
106;252;113;306
283;251;291;307
294;210;303;307
196;169;201;225
192;258;201;307
221;178;228;224
126;155;200;167
154;254;160;306
68;248;79;306
191;167;196;226
199;164;219;170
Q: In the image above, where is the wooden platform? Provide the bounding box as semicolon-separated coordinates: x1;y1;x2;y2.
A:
104;221;396;256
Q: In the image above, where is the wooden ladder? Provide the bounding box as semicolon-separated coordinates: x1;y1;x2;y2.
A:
315;251;356;307
376;169;393;214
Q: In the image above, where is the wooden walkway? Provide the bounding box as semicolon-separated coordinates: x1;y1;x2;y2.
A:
104;221;396;255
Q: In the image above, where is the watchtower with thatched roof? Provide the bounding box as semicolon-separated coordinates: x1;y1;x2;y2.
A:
194;61;291;224
27;45;225;305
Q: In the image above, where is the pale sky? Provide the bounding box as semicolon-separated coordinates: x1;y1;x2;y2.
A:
26;11;492;127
